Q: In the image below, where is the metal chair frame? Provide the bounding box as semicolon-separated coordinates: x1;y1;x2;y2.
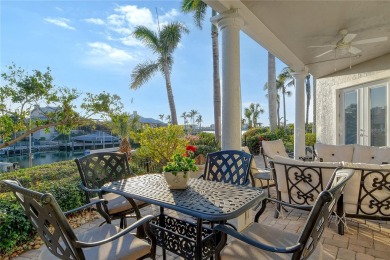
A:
201;150;254;186
75;152;148;229
213;168;354;260
2;179;156;260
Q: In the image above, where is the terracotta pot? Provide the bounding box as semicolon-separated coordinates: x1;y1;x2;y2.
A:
163;172;189;189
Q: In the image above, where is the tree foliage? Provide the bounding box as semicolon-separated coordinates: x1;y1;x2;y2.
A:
0;64;123;149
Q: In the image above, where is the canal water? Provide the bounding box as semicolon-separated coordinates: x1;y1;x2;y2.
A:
0;151;86;169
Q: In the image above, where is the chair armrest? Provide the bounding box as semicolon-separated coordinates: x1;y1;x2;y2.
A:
213;224;303;254
74;215;155;248
265;197;313;211
64;199;107;216
80;183;102;193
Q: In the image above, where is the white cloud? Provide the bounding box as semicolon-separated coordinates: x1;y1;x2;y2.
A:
105;5;181;47
44;18;75;30
55;7;63;12
84;18;105;25
87;42;133;64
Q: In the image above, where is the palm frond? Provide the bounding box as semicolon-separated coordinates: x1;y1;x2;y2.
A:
133;26;160;53
130;61;160;89
160;22;189;55
181;0;207;29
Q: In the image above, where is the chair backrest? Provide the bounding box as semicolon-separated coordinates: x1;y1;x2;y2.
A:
75;152;134;200
203;150;253;186
260;139;289;168
270;155;340;206
2;180;84;259
293;168;354;260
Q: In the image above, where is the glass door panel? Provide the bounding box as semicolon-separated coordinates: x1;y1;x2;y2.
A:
344;91;358;144
370;86;387;146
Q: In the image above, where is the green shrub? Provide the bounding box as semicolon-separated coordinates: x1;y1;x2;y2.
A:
243;127;268;139
305;133;317;146
0;160;87;256
194;145;219;157
244;135;261;154
135;125;188;169
195;132;219;147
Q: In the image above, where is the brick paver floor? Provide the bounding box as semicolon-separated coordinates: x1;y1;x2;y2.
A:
11;155;390;260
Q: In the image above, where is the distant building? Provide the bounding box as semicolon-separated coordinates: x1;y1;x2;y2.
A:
132;111;166;127
30;106;59;141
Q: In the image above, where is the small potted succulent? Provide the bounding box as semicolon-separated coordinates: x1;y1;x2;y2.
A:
163;153;198;189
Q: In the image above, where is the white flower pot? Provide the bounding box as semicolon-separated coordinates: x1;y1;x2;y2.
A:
163;172;189;189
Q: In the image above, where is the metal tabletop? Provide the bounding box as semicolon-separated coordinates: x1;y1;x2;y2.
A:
102;174;266;221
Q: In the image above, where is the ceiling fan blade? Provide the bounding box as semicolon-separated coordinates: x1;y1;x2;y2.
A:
349;46;362;55
343;33;357;43
352;36;388;45
308;45;336;48
315;49;334;58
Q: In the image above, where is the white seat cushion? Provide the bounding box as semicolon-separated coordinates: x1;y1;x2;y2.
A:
220;222;322;260
91;193;146;215
39;223;150;260
262;140;289;159
352;144;390;164
314;144;354;162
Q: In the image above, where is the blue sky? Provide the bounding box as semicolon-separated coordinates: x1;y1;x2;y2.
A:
1;0;294;127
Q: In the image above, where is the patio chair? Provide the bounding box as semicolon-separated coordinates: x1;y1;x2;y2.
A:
2;179;156;260
260;139;292;168
75;152;149;229
201;150;254;186
213;168;354;260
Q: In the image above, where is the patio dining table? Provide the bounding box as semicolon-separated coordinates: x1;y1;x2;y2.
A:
102;174;266;260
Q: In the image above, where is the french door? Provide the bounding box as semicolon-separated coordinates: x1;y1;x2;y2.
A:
341;83;389;146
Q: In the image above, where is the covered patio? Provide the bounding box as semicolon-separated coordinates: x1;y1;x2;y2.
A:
203;0;390;155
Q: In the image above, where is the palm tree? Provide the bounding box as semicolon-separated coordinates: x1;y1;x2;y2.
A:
249;103;264;127
159;114;165;122
244;108;253;128
196;114;203;128
278;67;294;128
181;0;221;144
130;22;189;125
305;74;311;132
181;112;188;126
268;52;278;131
189;109;198;126
264;82;281;128
165;115;172;125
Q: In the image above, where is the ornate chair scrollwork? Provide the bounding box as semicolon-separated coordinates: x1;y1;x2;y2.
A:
2;179;156;260
75;152;149;229
213;168;354;260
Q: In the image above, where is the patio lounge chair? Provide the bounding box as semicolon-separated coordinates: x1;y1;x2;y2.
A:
2;179;156;260
260;139;292;168
213;168;354;260
75;152;149;229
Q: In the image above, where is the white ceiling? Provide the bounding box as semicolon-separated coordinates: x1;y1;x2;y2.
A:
204;0;390;78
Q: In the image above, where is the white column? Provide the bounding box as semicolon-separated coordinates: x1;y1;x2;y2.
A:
292;71;307;159
211;9;244;150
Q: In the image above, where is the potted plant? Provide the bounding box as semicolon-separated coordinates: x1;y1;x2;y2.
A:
163;153;198;189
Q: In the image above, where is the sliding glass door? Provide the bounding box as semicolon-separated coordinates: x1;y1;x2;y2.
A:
341;84;388;146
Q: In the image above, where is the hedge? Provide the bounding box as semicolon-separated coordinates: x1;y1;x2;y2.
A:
0;160;86;256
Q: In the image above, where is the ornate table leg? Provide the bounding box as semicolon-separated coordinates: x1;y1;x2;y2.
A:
195;218;203;260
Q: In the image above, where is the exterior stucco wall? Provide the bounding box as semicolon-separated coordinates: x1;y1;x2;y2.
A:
316;54;390;144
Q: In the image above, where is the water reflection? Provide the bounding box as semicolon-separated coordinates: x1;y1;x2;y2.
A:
1;151;85;169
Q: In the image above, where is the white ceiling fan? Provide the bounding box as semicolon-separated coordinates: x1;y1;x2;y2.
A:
309;29;388;58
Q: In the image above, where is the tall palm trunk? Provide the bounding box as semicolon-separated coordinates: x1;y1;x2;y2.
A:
282;88;287;128
305;75;311;132
268;52;277;131
277;99;280;128
162;63;178;125
212;9;221;144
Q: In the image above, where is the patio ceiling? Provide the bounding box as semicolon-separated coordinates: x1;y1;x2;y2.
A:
203;0;390;78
